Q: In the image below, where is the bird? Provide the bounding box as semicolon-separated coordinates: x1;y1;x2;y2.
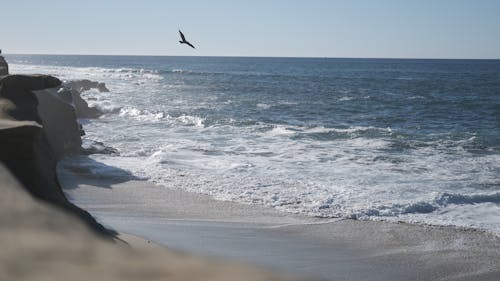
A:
178;30;196;49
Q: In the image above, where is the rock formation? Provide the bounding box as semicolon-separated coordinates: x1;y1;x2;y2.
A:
62;79;109;118
35;87;83;159
0;56;8;75
65;79;109;93
0;73;109;235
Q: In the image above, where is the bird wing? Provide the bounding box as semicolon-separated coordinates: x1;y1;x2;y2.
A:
186;41;196;49
179;30;186;41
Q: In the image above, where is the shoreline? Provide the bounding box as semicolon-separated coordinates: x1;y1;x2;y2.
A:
0;57;302;281
7;56;499;235
0;163;298;281
59;157;500;281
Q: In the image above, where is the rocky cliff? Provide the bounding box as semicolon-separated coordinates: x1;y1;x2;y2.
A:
0;73;109;235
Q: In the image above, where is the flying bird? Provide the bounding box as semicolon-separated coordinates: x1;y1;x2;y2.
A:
178;30;196;49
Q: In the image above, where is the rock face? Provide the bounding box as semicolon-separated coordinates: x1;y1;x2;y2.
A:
62;79;109;118
35;87;83;159
0;59;108;235
65;79;109;93
0;56;7;75
0;74;109;235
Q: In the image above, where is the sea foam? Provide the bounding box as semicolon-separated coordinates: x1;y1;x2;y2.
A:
10;56;500;235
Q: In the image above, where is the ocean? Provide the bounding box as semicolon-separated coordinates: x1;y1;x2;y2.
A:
7;55;500;234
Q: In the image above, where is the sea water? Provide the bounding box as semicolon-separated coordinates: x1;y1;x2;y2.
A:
7;55;500;233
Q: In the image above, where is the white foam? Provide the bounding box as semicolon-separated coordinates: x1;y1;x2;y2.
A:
176;115;205;127
339;96;354;101
265;125;295;136
256;103;272;109
12;61;500;234
9;63;163;85
118;107;165;122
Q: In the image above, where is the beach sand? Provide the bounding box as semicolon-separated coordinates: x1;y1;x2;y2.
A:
0;163;300;281
59;158;500;281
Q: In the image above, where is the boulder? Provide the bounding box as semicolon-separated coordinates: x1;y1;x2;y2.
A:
62;79;110;118
35;88;83;159
65;79;109;93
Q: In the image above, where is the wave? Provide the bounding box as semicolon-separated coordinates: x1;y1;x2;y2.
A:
402;134;495;154
256;103;272;109
260;124;392;135
158;68;322;79
176;114;205;127
350;192;500;219
170;69;190;73
106;67;159;74
9;63;164;83
10;62;200;80
338;95;371;101
259;125;393;144
118;107;166;122
436;192;500;206
117;106;205;126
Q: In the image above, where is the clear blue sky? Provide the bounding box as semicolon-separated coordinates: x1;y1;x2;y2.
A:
1;0;499;58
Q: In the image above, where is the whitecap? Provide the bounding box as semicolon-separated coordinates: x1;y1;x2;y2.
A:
339;96;354;101
118;106;165;122
256;103;272;109
175;115;205;127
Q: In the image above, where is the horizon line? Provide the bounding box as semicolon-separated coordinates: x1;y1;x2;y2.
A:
2;52;500;61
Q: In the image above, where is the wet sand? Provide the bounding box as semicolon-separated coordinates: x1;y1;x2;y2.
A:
59;158;500;281
0;163;301;281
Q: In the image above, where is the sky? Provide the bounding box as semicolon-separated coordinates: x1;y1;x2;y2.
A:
1;0;499;59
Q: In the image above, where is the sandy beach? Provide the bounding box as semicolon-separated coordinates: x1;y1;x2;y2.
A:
59;157;500;281
0;58;300;281
0;163;303;281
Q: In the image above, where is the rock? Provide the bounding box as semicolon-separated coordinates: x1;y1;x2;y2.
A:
0;74;109;235
0;56;8;76
1;74;61;91
81;139;119;155
35;88;83;159
0;74;81;159
72;88;103;118
61;80;110;118
57;86;103;118
65;79;109;93
0;75;61;123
